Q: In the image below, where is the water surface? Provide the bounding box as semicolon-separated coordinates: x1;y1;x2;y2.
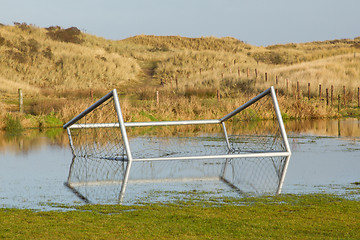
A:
1;118;359;210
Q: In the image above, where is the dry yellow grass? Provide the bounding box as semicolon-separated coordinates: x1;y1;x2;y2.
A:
0;23;359;128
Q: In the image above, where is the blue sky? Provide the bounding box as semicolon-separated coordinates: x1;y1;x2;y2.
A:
1;0;359;46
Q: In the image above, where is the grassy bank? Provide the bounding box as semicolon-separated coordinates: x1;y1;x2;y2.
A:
1;194;359;239
1;23;360;129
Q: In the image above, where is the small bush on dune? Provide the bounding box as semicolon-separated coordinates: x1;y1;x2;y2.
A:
46;26;83;44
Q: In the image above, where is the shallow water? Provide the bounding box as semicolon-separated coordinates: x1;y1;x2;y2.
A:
0;119;360;210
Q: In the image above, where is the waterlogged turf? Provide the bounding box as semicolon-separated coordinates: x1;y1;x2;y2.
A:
1;194;359;239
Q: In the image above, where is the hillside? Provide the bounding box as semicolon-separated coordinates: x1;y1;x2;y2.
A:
0;23;360;128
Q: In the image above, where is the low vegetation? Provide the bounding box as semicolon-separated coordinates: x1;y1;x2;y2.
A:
1;194;359;239
0;23;360;129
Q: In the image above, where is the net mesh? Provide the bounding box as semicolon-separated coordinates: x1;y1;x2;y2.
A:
68;98;125;160
66;156;126;204
226;94;286;154
221;156;287;194
65;90;289;203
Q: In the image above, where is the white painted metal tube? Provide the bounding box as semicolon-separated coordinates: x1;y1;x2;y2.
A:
125;119;221;127
69;123;120;129
112;89;134;203
63;90;114;129
276;155;291;194
68;119;221;129
132;151;290;162
220;88;271;122
270;86;291;154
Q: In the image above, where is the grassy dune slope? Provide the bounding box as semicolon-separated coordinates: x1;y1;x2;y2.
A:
0;23;359;129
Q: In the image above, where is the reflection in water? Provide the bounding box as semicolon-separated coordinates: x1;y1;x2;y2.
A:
65;134;288;204
286;118;360;137
0;128;69;154
0;118;359;155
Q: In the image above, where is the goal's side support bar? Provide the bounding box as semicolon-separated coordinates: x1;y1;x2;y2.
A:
63;86;291;202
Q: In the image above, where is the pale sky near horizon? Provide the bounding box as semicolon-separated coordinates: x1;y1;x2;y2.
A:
0;0;359;46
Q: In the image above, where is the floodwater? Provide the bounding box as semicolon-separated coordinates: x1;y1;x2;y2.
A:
0;118;359;210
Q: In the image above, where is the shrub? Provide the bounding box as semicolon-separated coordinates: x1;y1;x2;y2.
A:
46;26;83;44
4;114;23;133
13;22;32;32
0;34;5;46
42;46;53;59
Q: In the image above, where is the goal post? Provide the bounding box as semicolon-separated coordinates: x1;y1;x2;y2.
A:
63;86;291;203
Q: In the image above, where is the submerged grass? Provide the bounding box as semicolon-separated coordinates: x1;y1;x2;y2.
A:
0;194;359;239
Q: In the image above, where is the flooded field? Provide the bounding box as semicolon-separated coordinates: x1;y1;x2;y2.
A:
0;118;359;210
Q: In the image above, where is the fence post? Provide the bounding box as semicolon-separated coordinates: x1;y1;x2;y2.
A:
326;88;329;106
296;81;300;100
308;83;311;99
156;90;159;106
319;84;322;99
276;75;278;85
18;88;23;113
286;79;289;96
265;72;268;82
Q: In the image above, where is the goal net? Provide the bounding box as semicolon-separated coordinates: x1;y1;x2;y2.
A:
63;87;291;204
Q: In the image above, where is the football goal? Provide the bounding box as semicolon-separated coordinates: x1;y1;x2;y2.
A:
63;86;291;204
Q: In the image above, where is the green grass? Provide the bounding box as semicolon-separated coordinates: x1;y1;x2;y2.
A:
1;194;359;239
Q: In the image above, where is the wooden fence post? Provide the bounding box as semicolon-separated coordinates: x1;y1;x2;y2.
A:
265;72;268;82
286;79;289;96
18;88;23;113
308;83;311;99
276;75;278;85
296;81;300;100
156;90;159;106
326;88;329;106
319;84;322;99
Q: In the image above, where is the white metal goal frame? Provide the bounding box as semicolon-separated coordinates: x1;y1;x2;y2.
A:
63;86;291;203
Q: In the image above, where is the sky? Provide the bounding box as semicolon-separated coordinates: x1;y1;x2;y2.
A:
1;0;359;46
